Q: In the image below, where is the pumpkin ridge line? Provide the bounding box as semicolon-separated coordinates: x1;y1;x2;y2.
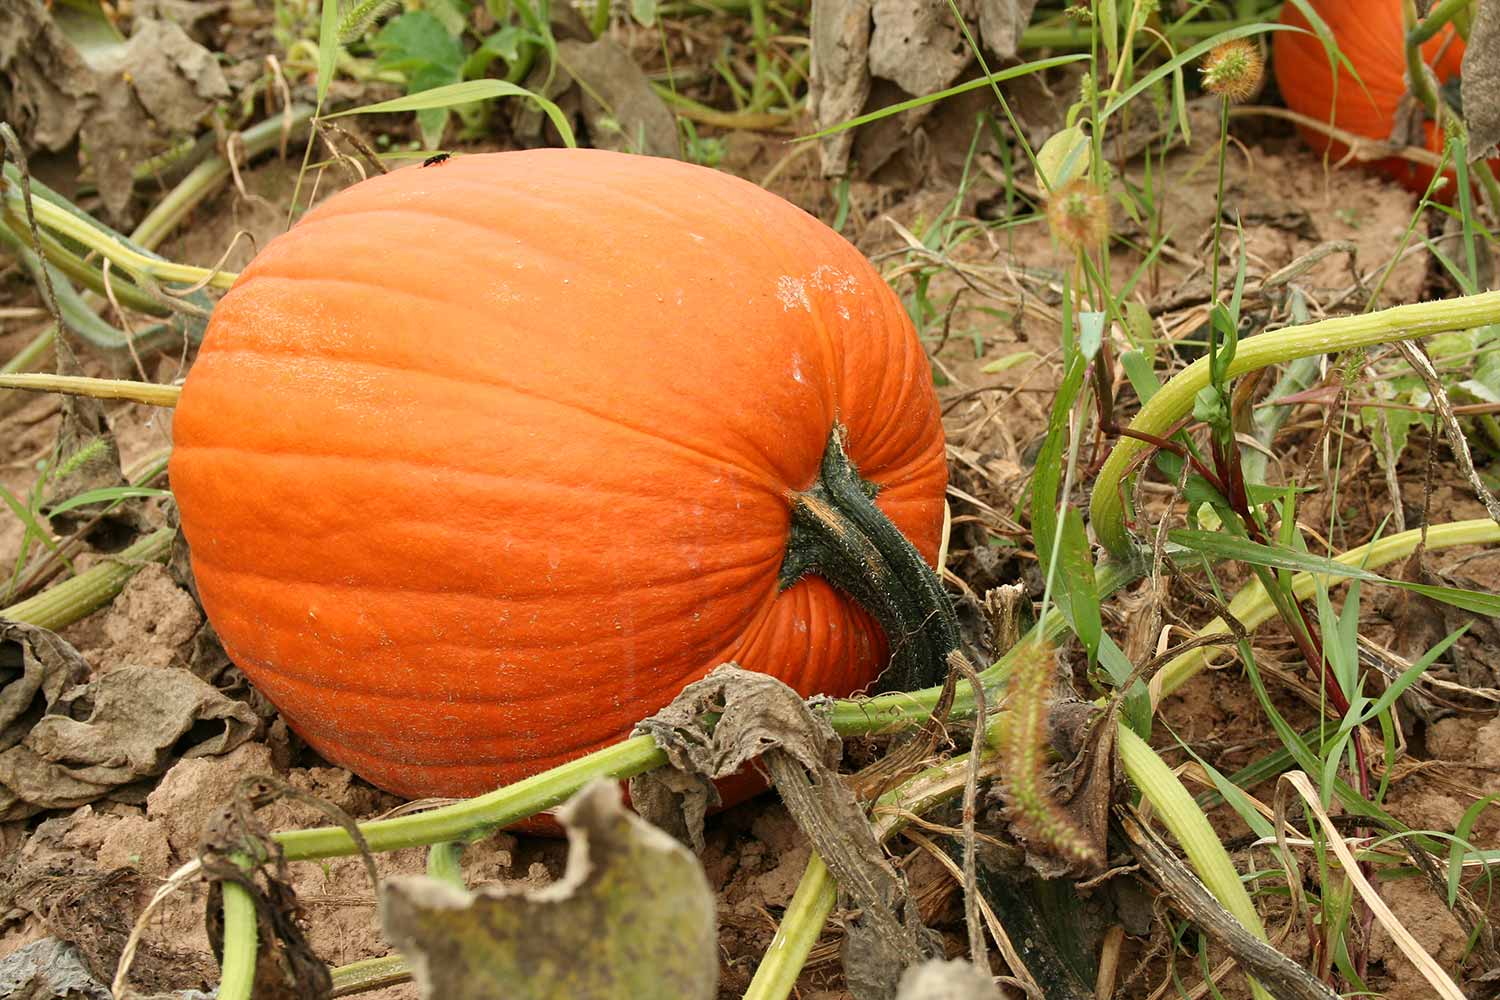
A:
292;164;754;240
188;544;783;603
225;631;756;713
264;202;593;270
174;441;788;512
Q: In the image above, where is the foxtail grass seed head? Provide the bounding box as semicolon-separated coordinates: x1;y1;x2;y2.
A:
999;640;1101;868
1046;178;1110;252
1201;39;1264;103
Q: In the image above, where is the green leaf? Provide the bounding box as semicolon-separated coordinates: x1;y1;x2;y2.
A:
463;25;524;79
1057;507;1101;665
1078;311;1106;361
980;350;1038;373
1101;24;1297;123
1119;349;1160;405
795;55;1088;143
317;0;343;110
371;10;466;147
1169;530;1500;616
631;0;658;27
424;0;470;37
1030;354;1088;568
372;11;464;75
1034;124;1090;193
1450;793;1500;906
43;486;169;517
324;79;578;148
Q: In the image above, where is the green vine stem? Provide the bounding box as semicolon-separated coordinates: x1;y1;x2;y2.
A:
183;559;1129;866
739;855;836;1000
1403;0;1444;119
1116;724;1274;1000
0;526;173;628
1407;0;1473;45
217;883;259;1000
131;105;316;253
0;213;167;316
0;373;182;407
1018;14;1262;51
1091;289;1500;558
1152;518;1500;702
275;736;667;859
329;954;410;996
0;186;236;290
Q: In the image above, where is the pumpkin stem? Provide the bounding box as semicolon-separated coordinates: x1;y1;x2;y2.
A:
781;426;959;692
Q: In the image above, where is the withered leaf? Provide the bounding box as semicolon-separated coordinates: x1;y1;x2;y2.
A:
382;780;717;1000
1463;0;1500;158
0;639;259;820
896;958;1003;999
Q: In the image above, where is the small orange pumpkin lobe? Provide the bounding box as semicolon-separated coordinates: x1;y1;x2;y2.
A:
169;149;947;800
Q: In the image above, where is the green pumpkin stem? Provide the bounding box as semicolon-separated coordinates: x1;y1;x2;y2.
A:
781;426;959;692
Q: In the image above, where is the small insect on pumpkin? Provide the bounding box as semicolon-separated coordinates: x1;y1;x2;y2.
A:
422;152;451;167
169;149;953;801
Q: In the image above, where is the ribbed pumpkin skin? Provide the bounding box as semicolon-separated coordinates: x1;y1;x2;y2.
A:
1274;0;1479;194
170;149;947;799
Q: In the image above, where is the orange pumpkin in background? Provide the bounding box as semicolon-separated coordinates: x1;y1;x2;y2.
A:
168;149;950;801
1274;0;1489;194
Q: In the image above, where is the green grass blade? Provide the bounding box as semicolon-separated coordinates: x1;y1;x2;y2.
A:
324;80;578;148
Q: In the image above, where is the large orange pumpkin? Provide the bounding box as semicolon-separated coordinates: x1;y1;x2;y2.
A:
169;149;950;800
1274;0;1488;193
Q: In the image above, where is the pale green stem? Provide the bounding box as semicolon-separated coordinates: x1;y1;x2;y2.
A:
329;954;409;995
217;881;259;1000
1154;518;1500;700
740;855;836;1000
425;842;465;889
1403;0;1443;117
132;105;316;252
1117;724;1274;1000
1407;0;1473;46
275;736;668;860
1091;289;1500;557
0;372;182;407
0;527;174;629
4;192;237;290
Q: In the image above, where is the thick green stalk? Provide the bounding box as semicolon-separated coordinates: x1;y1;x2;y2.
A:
329;954;409;996
1403;0;1443;117
0;372;182;407
1407;0;1473;45
275;736;667;860
740;855;836;1000
783;428;960;691
2;190;236;290
1091;290;1500;557
216;882;259;1000
1020;16;1257;50
1;526;174;629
